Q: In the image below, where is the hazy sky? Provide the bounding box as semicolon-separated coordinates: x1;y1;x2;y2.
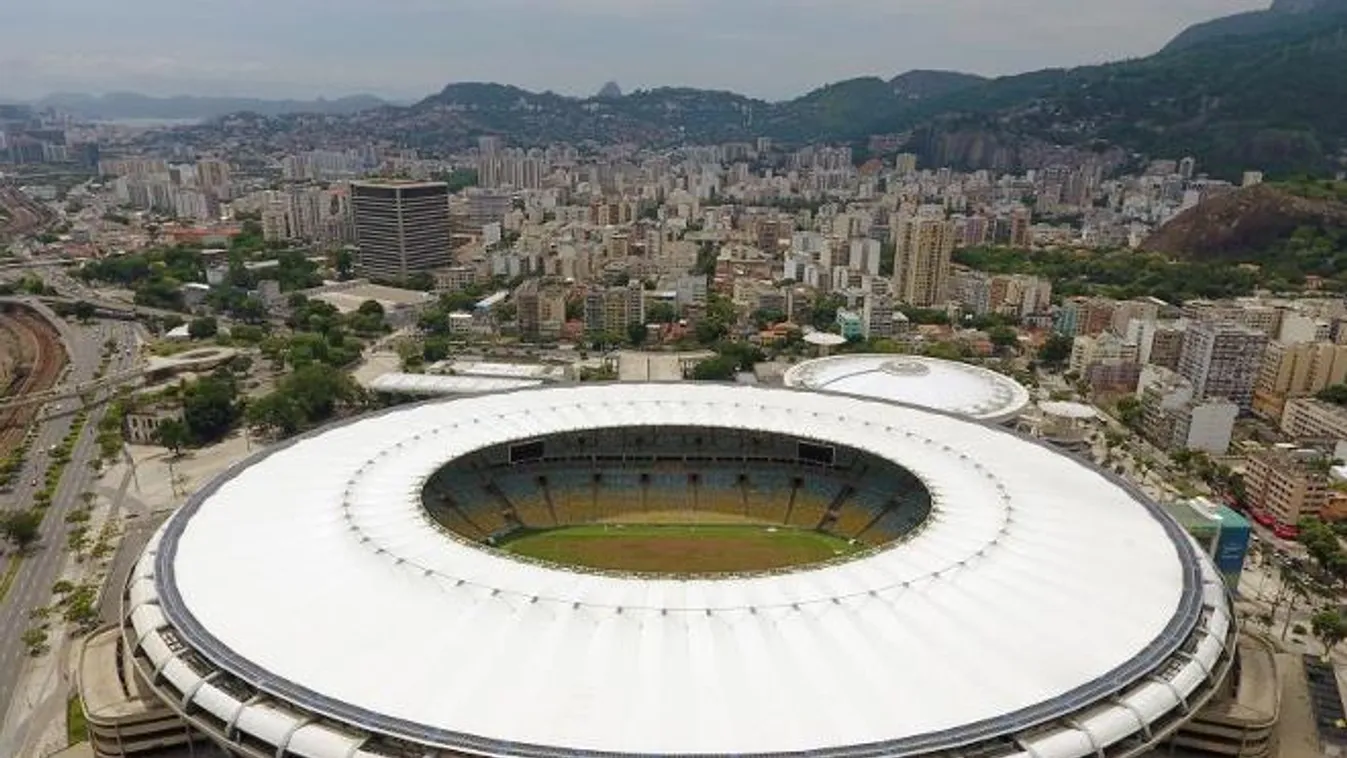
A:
0;0;1269;101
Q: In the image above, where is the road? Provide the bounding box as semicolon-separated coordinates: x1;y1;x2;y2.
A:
0;305;140;755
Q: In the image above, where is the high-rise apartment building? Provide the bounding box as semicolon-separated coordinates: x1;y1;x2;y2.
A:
1251;341;1347;421
1148;325;1187;371
1244;447;1331;528
514;279;568;341
584;283;646;336
1176;321;1269;413
351;181;452;282
892;213;954;307
1137;368;1237;455
1282;398;1347;441
195;159;232;196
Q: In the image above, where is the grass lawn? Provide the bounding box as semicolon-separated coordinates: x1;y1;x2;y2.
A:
67;695;88;745
498;524;859;574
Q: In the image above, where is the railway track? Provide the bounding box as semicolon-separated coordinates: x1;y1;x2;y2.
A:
0;306;68;457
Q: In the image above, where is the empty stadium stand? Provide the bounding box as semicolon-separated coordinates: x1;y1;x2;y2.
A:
421;426;934;548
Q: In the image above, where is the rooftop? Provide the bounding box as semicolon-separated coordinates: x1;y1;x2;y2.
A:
783;354;1032;423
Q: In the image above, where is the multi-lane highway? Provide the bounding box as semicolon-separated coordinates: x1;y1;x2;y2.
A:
0;303;141;755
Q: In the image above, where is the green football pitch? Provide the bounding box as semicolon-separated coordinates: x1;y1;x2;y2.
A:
496;523;860;574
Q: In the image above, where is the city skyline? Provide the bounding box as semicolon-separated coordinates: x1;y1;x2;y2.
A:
1;0;1267;101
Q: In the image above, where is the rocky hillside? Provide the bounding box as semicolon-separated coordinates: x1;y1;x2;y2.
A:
1142;183;1347;259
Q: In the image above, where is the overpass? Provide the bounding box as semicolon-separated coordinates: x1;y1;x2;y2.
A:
0;365;146;413
35;295;186;321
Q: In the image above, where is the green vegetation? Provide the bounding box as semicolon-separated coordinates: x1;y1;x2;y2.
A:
692;341;765;381
1299;519;1347;582
67;696;88;745
77;235;320;313
340;10;1347;176
1312;609;1347;658
1038;333;1074;369
54;580;100;633
1116;395;1144;431
0;510;42;551
0;274;56;297
188;316;218;339
246;363;363;438
1319;384;1347;407
1276;178;1347;204
954;246;1261;303
21;626;48;657
498;524;861;574
181;373;241;444
97;402;127;460
432;168;480;193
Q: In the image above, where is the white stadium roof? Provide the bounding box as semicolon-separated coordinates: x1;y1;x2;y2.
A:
1038;401;1102;420
783;354;1032;423
130;384;1230;758
367;372;543;396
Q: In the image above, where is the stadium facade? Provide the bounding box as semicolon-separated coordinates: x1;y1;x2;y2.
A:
83;384;1257;758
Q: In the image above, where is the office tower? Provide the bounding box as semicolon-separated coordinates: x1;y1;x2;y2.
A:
1176;321;1269;413
891;214;955;308
351;181;452;282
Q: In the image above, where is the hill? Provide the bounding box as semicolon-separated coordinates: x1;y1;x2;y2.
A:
25;92;391;120
1141;181;1347;290
166;12;1347;178
894;9;1347;177
889;70;987;100
410;13;1347;176
1144;184;1347;257
1163;0;1347;52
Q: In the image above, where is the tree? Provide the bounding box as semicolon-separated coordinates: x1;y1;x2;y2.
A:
182;375;239;444
1116;395;1144;430
419;308;451;335
1312;610;1347;657
695;318;728;345
233;296;267;324
753;308;786;330
72;301;96;323
693;356;739;381
647;302;679;324
423;336;452;363
247;363;363;439
988;326;1020;353
188;316;219;340
246;393;304;437
406;272;436;292
1038;334;1073;369
153;419;190;455
627;322;648;347
0;510;42;551
335;249;355;281
1277;560;1313;640
357;299;385;319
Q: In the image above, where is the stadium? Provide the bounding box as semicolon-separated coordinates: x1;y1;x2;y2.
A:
782;354;1033;424
87;384;1243;758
